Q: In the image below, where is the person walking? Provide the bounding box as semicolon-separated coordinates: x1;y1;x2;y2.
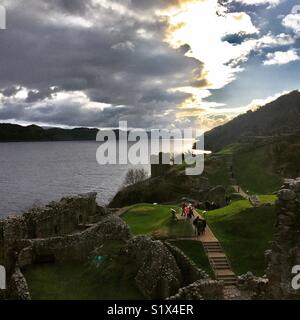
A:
193;216;203;238
181;202;186;216
187;205;194;220
201;218;207;234
193;217;200;236
184;205;189;218
196;219;204;237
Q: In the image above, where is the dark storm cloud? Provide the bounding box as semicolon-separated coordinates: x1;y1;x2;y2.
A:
126;0;170;11
1;86;20;97
0;0;202;128
47;0;90;14
25;87;60;103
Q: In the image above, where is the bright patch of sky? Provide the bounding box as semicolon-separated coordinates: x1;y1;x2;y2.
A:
159;0;300;129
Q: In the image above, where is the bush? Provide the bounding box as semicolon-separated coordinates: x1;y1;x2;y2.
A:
123;168;149;186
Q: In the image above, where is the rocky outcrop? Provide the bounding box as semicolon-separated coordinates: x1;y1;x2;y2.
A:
167;279;224;300
265;178;300;299
237;272;268;300
9;267;31;300
123;236;181;299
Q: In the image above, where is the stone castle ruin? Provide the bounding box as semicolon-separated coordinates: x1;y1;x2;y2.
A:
0;193;130;299
238;177;300;300
265;178;300;299
1;177;300;300
0;193;221;300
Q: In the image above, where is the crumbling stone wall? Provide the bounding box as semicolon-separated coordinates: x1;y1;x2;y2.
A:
29;215;131;263
167;279;224;300
0;193;109;300
123;235;182;299
8;267;31;300
266;178;300;299
164;241;209;286
23;192;99;238
237;272;268;299
0;193;105;268
0;217;28;275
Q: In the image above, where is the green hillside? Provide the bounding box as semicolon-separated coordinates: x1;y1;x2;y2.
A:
206;198;276;276
204;90;300;152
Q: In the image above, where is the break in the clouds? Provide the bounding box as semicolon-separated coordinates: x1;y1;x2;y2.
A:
0;0;300;130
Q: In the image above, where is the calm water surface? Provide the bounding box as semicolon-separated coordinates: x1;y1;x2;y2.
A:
0;141;149;217
0;140;195;217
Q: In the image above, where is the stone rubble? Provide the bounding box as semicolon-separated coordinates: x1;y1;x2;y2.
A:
265;177;300;300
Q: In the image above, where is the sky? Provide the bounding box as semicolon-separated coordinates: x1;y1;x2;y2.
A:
0;0;299;131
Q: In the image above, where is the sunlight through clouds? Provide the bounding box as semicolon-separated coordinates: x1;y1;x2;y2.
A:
159;0;260;128
161;0;259;89
156;0;299;130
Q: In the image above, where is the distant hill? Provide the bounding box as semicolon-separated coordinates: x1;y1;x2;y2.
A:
0;123;99;142
0;124;140;142
204;90;300;151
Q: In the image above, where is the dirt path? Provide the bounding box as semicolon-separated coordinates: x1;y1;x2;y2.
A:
232;185;249;199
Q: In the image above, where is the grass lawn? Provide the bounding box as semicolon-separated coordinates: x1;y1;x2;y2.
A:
23;240;143;300
233;146;282;194
122;204;194;238
205;199;276;276
172;240;214;278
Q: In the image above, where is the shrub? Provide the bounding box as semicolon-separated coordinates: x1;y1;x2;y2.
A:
123;168;149;187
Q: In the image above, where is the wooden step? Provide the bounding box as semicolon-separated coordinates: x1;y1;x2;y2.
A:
213;264;230;268
203;242;220;246
216;270;235;276
213;262;230;267
210;256;228;260
208;252;226;258
214;266;228;270
205;247;223;250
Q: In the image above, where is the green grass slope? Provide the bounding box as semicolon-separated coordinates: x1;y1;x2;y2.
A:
172;240;214;277
233;145;282;194
122;204;194;238
206;198;276;276
24;240;143;300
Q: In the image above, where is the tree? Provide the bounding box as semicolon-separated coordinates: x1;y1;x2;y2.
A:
123;168;149;186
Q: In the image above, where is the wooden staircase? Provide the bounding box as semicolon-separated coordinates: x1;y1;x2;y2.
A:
202;241;237;286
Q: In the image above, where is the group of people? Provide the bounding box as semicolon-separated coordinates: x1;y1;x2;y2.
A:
181;202;207;237
181;202;195;220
